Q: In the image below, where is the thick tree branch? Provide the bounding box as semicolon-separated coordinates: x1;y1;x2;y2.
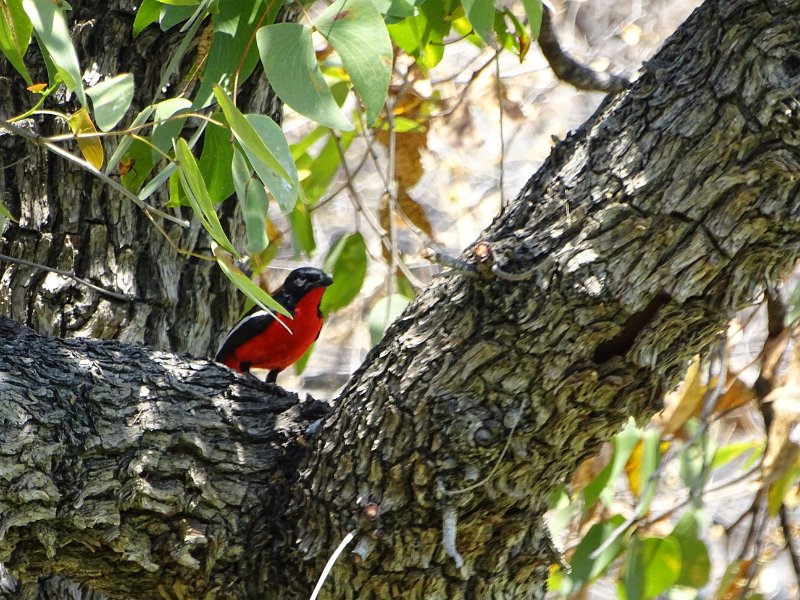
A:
0;316;327;598
538;4;629;93
1;0;800;598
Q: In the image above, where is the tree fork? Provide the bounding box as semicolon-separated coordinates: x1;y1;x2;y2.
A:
1;0;800;597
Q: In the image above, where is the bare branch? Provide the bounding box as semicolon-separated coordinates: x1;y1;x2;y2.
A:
538;5;629;93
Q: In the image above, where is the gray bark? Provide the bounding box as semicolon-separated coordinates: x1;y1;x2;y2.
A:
0;315;328;599
1;0;800;598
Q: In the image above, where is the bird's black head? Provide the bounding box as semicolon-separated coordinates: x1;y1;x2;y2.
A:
280;267;333;297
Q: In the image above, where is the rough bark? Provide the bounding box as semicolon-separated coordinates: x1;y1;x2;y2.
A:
0;1;284;357
0;316;328;599
1;0;800;598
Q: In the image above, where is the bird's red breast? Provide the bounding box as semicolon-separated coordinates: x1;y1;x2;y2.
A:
215;267;333;382
219;286;326;373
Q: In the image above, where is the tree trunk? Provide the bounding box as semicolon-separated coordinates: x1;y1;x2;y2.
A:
0;0;284;357
1;0;800;598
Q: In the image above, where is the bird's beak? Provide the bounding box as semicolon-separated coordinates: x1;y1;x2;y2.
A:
320;273;333;287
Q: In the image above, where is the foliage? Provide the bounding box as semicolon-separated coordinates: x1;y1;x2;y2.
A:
0;0;541;337
548;303;800;599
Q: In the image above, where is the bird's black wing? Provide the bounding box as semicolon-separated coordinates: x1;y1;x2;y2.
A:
214;308;276;361
214;291;296;362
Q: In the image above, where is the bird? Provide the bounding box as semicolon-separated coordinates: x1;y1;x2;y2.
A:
215;267;333;383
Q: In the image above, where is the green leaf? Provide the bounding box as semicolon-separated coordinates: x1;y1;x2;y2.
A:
679;438;708;492
174;137;238;256
320;233;367;315
192;0;280;109
521;0;541;41
767;462;800;516
216;257;291;318
494;9;529;59
671;512;711;588
212;86;297;201
295;129;354;205
583;419;641;508
395;268;417;299
242;179;269;254
198;113;234;203
117;139;153;191
637;428;662;513
0;0;33;83
461;0;494;45
315;0;392;125
23;0;86;105
0;199;17;232
625;536;681;598
371;0;419;21
387;0;453;71
86;73;134;131
289;202;316;256
133;0;161;36
231;145;251;205
293;341;315;376
369;294;410;346
256;23;353;130
158;0;200;5
568;514;627;583
152;97;192;158
158;3;196;30
244;114;299;213
711;439;762;470
104;104;155;175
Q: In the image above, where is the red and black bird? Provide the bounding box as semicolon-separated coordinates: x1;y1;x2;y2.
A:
215;267;333;383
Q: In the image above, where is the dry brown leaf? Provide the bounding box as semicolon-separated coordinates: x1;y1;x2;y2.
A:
625;439;645;497
713;376;756;414
761;385;800;486
379;190;435;261
717;560;752;600
571;442;612;494
186;22;214;83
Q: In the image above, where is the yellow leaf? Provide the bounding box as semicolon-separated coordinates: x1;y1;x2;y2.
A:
660;356;704;436
625;439;645;497
67;108;104;170
27;83;48;93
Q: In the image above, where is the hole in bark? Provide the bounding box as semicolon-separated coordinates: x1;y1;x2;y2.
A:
783;54;800;77
592;292;672;363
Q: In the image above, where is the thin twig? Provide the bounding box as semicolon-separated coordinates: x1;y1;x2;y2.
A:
491;262;536;281
780;504;800;585
432;51;499;119
331;134;424;289
0;118;188;227
494;53;507;208
383;98;400;296
440;407;523;496
0;253;134;302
